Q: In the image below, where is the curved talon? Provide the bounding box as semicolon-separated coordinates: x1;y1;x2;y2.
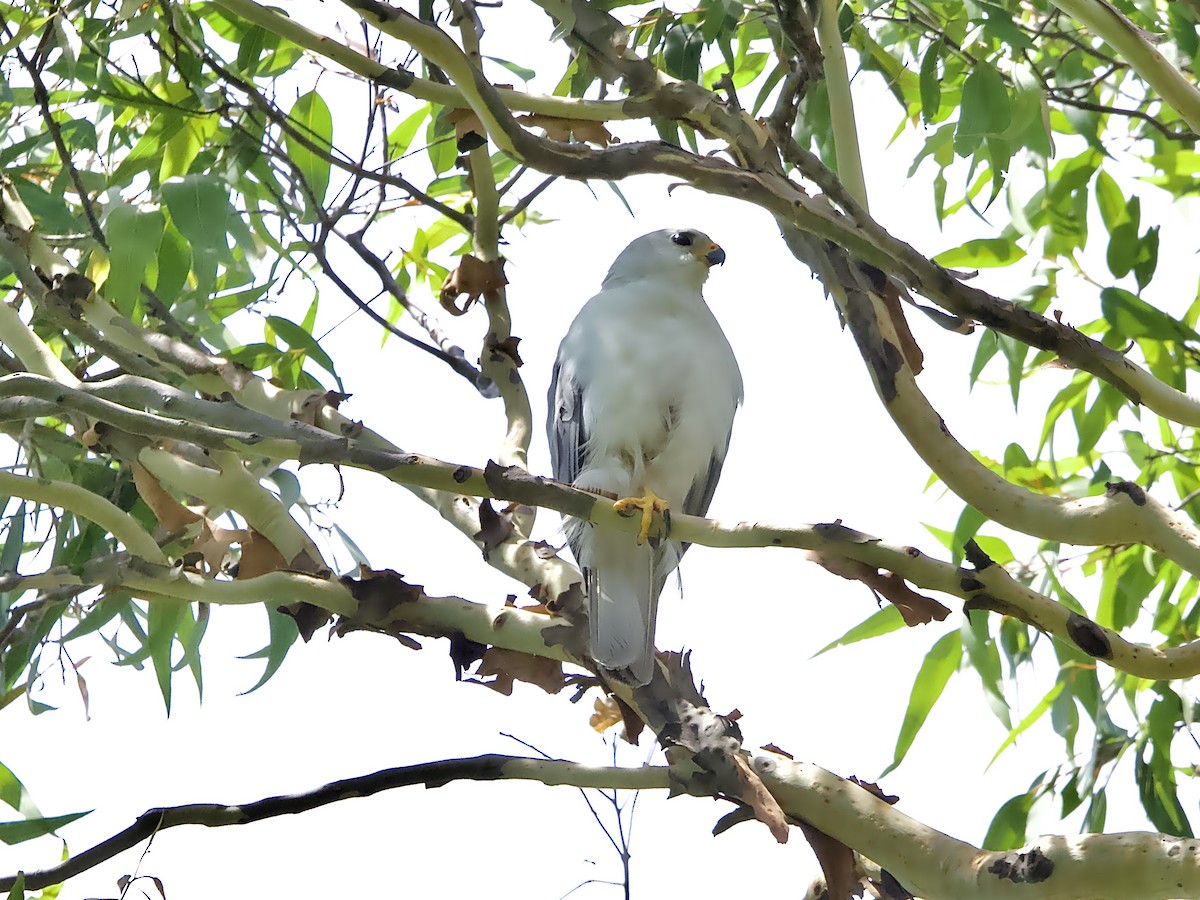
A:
613;488;669;545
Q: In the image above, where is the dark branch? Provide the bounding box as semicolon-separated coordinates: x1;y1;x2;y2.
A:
0;755;647;892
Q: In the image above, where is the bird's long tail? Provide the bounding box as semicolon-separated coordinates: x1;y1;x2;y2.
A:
580;526;658;685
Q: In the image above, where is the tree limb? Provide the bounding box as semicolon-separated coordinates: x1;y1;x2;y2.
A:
0;755;669;892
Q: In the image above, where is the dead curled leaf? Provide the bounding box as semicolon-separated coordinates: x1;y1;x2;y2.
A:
587;693;644;744
439;255;507;316
848;776;899;805
132;461;203;533
589;694;623;732
517;114;617;146
295;390;351;427
474;647;565;696
446;108;487;151
235;529;289;580
796;819;860;900
487;335;523;367
474;499;515;561
807;552;950;626
732;754;789;844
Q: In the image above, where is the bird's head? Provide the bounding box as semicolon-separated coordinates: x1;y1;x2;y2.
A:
602;228;725;290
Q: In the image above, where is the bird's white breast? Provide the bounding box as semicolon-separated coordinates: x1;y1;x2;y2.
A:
559;277;742;504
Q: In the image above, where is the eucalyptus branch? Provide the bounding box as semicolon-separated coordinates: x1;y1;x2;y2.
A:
5;743;1196;898
0;287;79;385
815;0;868;209
321;0;1200;433
755;751;1200;900
1050;0;1200;133
136;448;325;566
811;256;1200;577
210;0;635;123
0;756;667;891
4;373;1198;678
445;0;533;476
0;470;165;564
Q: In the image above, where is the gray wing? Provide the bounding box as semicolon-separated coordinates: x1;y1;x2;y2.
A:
548;353;587;492
676;426;735;559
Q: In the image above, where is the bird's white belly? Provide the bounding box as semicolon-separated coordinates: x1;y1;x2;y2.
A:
575;315;738;505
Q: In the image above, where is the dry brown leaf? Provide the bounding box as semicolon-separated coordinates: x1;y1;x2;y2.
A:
439;255;507;316
487;335;523;367
797;820;861;900
809;553;950;626
517;114;617;146
760;742;794;760
187;521;247;574
132;461;202;532
474;499;515;561
589;694;623;732
446;107;487;150
732;754;789;843
449;633;488;680
588;693;645;743
340;567;425;622
236;529;290;579
475;647;565;695
278;601;332;641
878;281;924;374
848;776;899;805
614;693;644;744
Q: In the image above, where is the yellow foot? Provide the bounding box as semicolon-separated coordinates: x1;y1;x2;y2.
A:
613;488;669;545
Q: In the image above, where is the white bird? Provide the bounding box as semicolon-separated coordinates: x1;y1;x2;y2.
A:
548;228;743;684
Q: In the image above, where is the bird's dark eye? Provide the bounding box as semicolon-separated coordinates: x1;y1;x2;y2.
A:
671;231;693;247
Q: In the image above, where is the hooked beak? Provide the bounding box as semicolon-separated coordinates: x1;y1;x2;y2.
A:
697;241;725;267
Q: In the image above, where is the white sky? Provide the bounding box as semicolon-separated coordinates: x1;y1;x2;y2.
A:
2;2;1197;898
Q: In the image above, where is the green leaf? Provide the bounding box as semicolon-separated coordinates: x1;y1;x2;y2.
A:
968;330;998;388
267;469;301;510
0;502;25;576
148;599;186;714
0;811;89;846
265;316;343;390
104;204;165;316
485;56;535;83
812;604;905;657
1100;287;1199;342
61;594;131;642
5;871;22;900
989;681;1064;768
1093;170;1127;231
935;237;1025;269
919;40;942;124
663;22;703;82
285;91;333;210
955;62;1010;153
962;612;1010;729
982;792;1033;851
388;104;430;158
425;110;457;175
882;630;962;775
0;760;40;819
333;523;371;568
1134;226;1159;291
950;504;986;566
154;222;192;303
161;174;233;299
240;606;300;694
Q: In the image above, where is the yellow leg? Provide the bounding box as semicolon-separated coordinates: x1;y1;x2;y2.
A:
613;488;668;545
